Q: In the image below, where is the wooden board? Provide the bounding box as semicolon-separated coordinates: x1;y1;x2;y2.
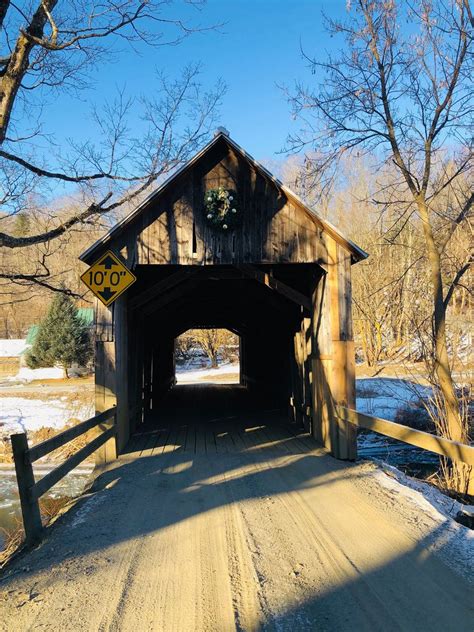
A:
122;144;329;266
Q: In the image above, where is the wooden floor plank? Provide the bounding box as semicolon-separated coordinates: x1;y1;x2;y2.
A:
214;428;230;454
163;424;181;454
152;429;171;456
129;384;315;460
259;424;292;455
205;428;217;455
122;434;143;457
229;427;247;453
195;425;206;455
175;425;188;452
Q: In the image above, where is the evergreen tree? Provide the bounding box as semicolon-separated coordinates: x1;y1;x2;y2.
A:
26;294;92;377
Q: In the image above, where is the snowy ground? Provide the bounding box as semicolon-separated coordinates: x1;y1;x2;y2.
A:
0;396;93;438
356;377;431;420
176;362;240;384
0;340;28;357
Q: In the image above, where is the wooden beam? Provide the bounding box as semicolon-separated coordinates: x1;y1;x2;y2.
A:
142;278;198;317
31;426;116;501
130;269;198;310
237;264;311;310
27;407;115;462
337;406;474;467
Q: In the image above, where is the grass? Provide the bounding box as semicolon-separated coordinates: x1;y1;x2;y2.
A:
28;376;93;386
0;496;73;566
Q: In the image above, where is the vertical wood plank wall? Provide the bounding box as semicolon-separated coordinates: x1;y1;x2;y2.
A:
121;143;328;268
94;298;118;463
291;316;312;431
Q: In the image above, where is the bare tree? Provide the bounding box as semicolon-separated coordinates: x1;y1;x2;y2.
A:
177;328;237;368
286;0;473;485
0;2;223;291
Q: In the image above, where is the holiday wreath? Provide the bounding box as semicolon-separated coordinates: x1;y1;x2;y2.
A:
204;187;240;231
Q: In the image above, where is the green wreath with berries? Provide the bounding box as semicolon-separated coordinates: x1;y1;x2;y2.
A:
204;187;240;231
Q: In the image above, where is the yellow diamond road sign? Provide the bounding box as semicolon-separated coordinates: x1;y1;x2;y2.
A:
81;251;136;306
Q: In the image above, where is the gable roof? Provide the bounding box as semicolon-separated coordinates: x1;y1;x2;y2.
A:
80;131;368;265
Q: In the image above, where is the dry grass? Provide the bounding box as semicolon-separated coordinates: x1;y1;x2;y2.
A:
28;376;93;386
0;496;73;566
0;516;24;566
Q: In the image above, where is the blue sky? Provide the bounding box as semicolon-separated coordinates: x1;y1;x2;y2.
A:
43;1;348;165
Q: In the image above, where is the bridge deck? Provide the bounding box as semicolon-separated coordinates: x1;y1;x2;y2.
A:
124;384;312;458
0;385;472;631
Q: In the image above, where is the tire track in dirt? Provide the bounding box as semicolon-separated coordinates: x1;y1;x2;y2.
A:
1;438;472;631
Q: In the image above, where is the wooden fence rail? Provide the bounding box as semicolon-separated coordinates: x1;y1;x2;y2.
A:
11;407;116;545
336;406;474;467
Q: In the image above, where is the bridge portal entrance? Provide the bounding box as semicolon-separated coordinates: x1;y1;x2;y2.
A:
79;131;366;464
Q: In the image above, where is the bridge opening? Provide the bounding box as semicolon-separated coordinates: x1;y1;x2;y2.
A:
174;328;240;385
126;265;313;436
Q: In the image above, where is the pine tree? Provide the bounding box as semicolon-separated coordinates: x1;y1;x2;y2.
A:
26;294;92;377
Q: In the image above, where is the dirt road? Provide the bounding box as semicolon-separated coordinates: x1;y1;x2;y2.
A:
0;418;472;631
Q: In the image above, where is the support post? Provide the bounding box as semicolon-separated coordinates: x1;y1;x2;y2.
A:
11;433;43;544
311;240;357;460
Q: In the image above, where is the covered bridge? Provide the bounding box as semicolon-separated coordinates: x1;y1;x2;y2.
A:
80;130;367;463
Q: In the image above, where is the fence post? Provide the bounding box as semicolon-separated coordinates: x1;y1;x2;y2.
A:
11;433;43;545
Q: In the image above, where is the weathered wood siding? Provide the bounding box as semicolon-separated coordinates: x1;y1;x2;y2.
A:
311;238;357;459
117;141;327;267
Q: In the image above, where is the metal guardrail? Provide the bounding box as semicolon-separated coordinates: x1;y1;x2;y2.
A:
336;405;474;467
10;407;116;545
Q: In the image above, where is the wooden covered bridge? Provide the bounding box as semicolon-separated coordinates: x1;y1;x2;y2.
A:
6;131;474;632
79;129;367;463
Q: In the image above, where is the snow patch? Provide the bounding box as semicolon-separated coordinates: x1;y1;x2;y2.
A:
356;377;430;420
70;492;107;528
367;460;474;582
0;397;94;436
176;362;239;384
14;366;65;381
0;339;28;357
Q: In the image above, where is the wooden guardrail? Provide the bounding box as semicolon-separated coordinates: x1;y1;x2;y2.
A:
336;405;474;467
11;407;116;545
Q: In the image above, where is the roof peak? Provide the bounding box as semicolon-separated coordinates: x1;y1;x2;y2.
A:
80;131;368;264
214;126;230;137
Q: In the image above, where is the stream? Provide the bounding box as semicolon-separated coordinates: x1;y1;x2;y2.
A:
0;464;94;550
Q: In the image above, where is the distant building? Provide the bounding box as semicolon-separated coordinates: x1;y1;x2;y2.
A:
0;308;94;378
0;339;29;376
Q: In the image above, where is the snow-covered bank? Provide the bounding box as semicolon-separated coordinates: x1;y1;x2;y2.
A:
356;377;431;420
356;378;442;469
0;396;93;437
176;362;239;384
14;367;65;381
0;340;28;357
357;460;474;583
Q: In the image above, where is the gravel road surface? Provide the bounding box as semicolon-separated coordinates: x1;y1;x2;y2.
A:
0;419;472;631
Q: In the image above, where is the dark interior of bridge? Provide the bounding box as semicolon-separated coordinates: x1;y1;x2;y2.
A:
126;264;323;435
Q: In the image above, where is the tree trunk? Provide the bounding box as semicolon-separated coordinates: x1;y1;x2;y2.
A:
417;198;464;443
0;2;58;144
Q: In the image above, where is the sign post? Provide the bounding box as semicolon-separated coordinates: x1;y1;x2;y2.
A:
80;250;136;306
